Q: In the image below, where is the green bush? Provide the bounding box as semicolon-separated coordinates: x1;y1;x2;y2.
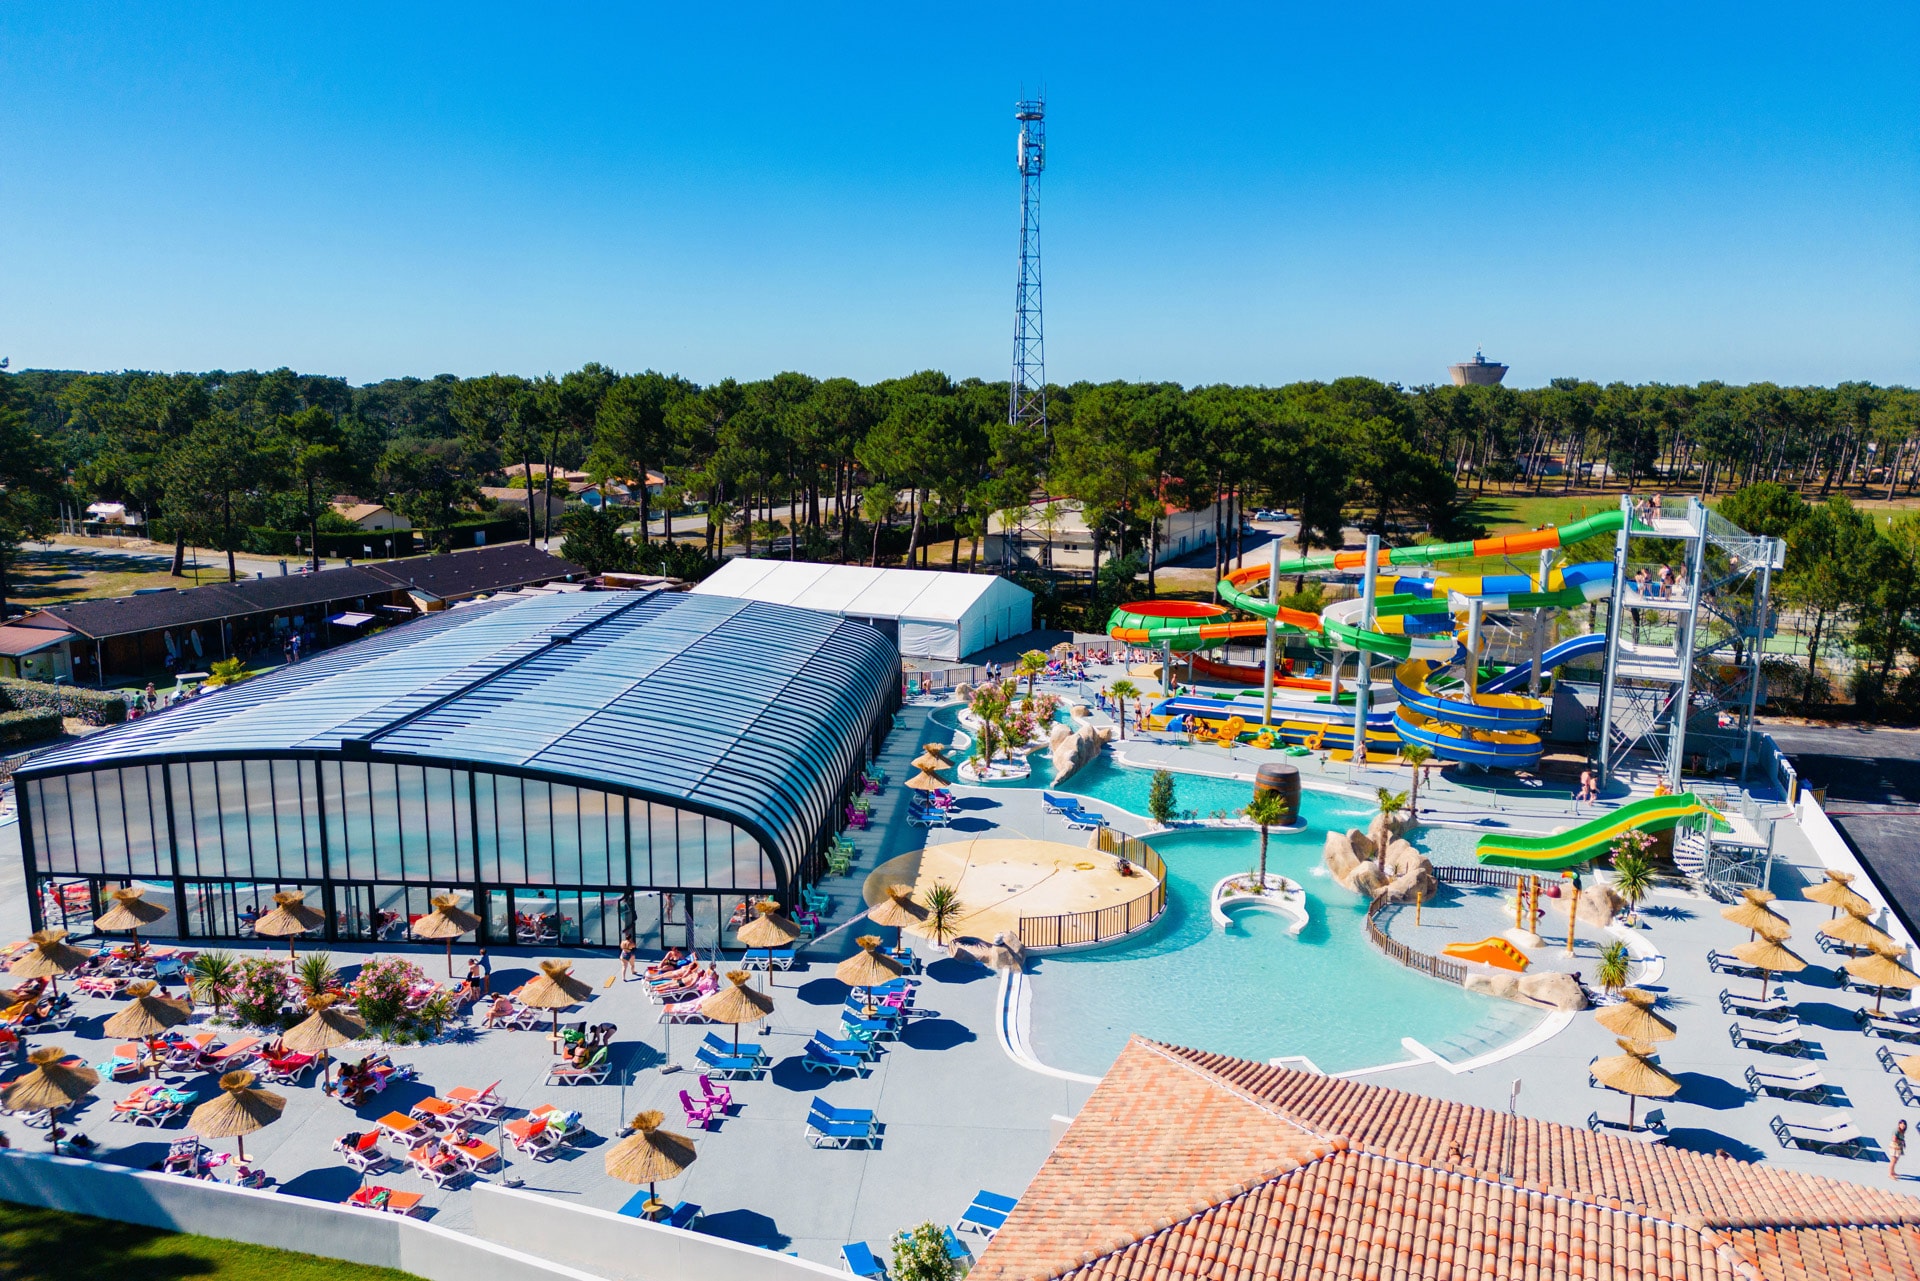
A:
0;708;62;745
0;678;129;726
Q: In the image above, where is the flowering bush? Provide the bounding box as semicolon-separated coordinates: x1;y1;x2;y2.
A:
229;958;291;1028
350;955;430;1041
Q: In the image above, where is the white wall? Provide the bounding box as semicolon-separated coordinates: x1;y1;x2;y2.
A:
1796;794;1914;955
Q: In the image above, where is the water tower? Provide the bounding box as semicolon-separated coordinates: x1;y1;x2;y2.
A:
1449;349;1508;386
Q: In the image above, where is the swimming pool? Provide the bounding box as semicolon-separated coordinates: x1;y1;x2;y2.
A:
1024;816;1545;1076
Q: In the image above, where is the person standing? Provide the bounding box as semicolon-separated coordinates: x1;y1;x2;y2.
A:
618;933;637;981
476;947;492;995
1893;1119;1908;1181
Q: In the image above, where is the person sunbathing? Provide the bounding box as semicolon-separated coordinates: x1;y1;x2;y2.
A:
645;948;686;977
480;996;515;1027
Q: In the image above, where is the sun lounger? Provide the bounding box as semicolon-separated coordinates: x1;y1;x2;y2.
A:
447;1080;504;1121
1586;1106;1666;1141
802;1039;867;1078
261;1052;315;1085
1845;971;1915;1000
335;1130;390;1173
451;1138;499;1173
958;1190;1018;1237
1061;807;1107;831
1707;949;1765;978
199;1037;260;1069
1769;1113;1869;1157
409;1141;465;1187
742;948;798;970
616;1190;702;1227
842;1013;899;1042
695;1045;764;1079
346;1186;424;1216
1718;988;1792;1020
376;1111;425;1142
807;1097;880;1149
813;1032;880;1060
1729;1020;1807;1055
1858;1009;1920;1042
547;1046;612;1085
659;999;714;1024
701;1032;767;1062
1745;1063;1829;1100
842;1241;887;1278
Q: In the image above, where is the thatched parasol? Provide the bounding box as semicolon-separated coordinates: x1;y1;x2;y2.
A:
283;993;367;1085
1818;910;1895;957
836;935;906;1009
102;980;191;1041
410;893;483;977
698;971;775;1052
1589;1037;1680;1131
1;1046;98;1142
905;770;947;792
1720;890;1790;942
252;891;324;959
923;742;951;756
95;887;169;956
867;884;928;931
604;1109;698;1220
1845;946;1920;1015
8;928;95;997
189;1069;285;1163
736;904;800;989
911;752;951;773
519;960;592;1033
1805;870;1869;919
1894;1052;1920;1085
1050;642;1075;657
1593;988;1676;1044
1732;937;1806;999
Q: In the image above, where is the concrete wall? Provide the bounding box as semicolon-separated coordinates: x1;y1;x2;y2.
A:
1796;793;1914;956
468;1183;844;1281
0;1150;605;1281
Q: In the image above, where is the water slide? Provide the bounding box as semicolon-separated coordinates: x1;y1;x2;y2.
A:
1473;792;1728;871
1478;632;1608;695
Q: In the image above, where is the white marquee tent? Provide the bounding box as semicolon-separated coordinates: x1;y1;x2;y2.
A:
691;560;1034;661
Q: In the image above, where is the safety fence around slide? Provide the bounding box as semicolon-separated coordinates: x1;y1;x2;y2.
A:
1017;829;1167;950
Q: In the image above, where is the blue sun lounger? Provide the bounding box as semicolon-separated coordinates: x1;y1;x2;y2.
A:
695;1045;765;1079
842;1241;886;1278
807;1097;879;1149
702;1032;769;1063
802;1039;868;1078
958;1190;1018;1236
813;1031;880;1059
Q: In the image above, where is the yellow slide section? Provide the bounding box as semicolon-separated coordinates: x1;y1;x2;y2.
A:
1441;937;1531;971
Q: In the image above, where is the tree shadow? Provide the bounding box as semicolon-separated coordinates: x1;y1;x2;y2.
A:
1795;1000;1867;1032
949;818;995;833
1672;1071;1753;1111
796;978;848;1007
278;1165;363;1203
1663;1128;1768;1162
924;957;988;985
697;1208;791;1250
949;797;1001;812
1638;904;1696;922
900;1018;975;1052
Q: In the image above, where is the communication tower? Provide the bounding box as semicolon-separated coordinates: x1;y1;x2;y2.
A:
1010;98;1047;436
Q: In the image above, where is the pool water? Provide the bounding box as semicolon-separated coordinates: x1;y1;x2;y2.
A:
1025;819;1545;1076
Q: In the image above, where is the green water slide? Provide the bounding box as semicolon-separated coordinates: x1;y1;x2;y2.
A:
1474;791;1729;871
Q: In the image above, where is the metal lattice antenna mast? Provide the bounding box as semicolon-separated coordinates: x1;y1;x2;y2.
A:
1010;97;1047;438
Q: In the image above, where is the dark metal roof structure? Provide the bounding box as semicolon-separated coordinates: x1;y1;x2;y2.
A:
20;589;899;882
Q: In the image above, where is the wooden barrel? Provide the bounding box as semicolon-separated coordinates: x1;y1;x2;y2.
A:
1254;763;1301;825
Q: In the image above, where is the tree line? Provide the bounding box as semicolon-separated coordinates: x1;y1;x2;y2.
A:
0;365;1916;633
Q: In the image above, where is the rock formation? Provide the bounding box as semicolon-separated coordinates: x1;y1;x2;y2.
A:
1518;970;1588;1011
1464;970;1521;1001
1382;865;1437;903
1050;724;1113;785
1350;861;1388;898
1576;882;1624;929
1323;832;1360;886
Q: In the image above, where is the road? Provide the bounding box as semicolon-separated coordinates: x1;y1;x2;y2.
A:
1762;718;1920;938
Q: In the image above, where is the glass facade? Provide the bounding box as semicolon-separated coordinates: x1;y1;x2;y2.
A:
23;755;785;947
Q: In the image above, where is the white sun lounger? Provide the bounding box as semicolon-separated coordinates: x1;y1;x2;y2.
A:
1729;1020;1806;1054
1769;1113;1868;1157
1744;1063;1827;1100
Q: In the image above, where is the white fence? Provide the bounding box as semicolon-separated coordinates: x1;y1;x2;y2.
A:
0;1151;836;1281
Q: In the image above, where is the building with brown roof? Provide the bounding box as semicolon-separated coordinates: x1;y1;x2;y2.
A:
974;1038;1920;1281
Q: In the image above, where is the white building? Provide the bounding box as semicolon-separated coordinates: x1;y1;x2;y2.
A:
983;495;1239;571
691;560;1033;661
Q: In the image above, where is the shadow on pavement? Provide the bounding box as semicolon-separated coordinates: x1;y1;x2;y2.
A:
698;1208;791;1250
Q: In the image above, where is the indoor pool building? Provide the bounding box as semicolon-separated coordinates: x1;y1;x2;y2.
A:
15;588;900;951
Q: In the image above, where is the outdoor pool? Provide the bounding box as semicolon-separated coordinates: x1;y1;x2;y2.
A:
1025;817;1545;1076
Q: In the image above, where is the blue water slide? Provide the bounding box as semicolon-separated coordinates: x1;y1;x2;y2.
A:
1479;633;1608;695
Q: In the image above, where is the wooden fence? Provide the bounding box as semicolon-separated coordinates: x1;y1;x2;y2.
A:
1017;830;1168;950
1360;862;1537;985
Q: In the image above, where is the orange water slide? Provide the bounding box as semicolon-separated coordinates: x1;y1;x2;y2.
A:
1187;650;1334;688
1439;936;1531;972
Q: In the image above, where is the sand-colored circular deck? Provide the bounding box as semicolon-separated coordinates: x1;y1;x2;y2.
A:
903;837;1162;943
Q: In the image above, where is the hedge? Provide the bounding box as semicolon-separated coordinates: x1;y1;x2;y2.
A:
0;679;130;726
0;708;64;746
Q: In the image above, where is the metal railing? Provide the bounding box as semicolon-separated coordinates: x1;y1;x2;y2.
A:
1017;829;1167;950
905;644;1157;697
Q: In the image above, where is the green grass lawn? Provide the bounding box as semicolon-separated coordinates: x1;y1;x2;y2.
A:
0;1203;420;1281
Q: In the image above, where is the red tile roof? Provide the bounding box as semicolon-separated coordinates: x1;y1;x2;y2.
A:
973;1039;1920;1281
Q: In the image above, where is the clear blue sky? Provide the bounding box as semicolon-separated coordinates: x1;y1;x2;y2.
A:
3;2;1915;389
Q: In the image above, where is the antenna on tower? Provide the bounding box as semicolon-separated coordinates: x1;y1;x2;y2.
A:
1010;96;1047;440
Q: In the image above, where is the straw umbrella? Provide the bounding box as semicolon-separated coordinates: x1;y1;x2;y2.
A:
1720;890;1790;942
252;891;324;960
1593;988;1676;1044
1805;870;1869;920
867;884;928;955
736;904;800;990
698;971;774;1052
604;1109;697;1221
1589;1038;1679;1132
1732;937;1806;1000
8;928;95;999
519;960;592;1034
1818;910;1895;958
410;893;483;977
905;770;946;792
0;1046;98;1145
283;993;367;1087
836;935;906;1013
189;1069;285;1164
102;980;191;1043
94;887;169;958
911;752;952;774
1845;945;1920;1015
1891;1051;1920;1087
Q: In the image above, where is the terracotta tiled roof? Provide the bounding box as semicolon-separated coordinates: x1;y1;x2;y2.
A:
973;1039;1920;1281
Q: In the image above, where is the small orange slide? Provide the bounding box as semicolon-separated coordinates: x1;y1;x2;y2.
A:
1441;936;1530;972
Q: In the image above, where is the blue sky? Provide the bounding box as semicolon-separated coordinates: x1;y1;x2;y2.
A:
3;2;1915;388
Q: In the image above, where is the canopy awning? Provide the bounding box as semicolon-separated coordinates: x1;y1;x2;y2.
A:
328;612;376;629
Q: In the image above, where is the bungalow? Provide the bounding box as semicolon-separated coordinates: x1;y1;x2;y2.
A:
329;501;413;532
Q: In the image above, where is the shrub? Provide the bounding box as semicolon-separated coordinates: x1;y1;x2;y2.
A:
0;708;62;746
206;658;252;687
189;951;239;1016
1148;769;1176;826
0;678;128;726
229;958;291;1028
892;1223;959;1281
349;955;437;1042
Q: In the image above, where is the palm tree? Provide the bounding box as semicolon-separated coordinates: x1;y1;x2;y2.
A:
1611;850;1655;926
1245;792;1287;891
1375;787;1408;825
189;950;239;1017
1109;679;1139;740
969;684;1007;764
921;882;966;949
1014;650;1048;705
294;952;337;1002
1596;940;1632;997
1398;744;1434;820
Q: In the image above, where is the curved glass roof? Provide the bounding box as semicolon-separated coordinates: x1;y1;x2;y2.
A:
21;589;901;880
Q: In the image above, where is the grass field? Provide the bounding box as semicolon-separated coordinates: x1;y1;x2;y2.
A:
8;549;236;609
0;1202;420;1281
